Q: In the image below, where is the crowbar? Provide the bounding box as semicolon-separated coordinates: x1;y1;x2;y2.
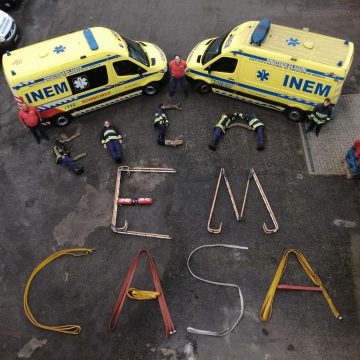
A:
207;168;240;234
240;168;279;234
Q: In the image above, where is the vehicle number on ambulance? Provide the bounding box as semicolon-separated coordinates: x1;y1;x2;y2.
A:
212;80;233;88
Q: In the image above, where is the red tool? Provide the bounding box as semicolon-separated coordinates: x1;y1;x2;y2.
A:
117;197;153;206
109;249;175;337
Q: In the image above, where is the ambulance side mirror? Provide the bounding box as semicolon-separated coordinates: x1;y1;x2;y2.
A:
137;67;146;76
205;66;212;74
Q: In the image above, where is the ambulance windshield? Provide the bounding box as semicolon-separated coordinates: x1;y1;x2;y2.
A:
202;31;230;65
122;36;149;67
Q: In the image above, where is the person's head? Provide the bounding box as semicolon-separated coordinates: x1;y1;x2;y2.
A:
104;120;110;128
159;103;166;109
55;139;63;147
21;103;28;111
174;55;181;65
323;98;331;107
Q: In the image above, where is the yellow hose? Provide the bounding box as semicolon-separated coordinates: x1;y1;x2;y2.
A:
126;288;160;300
260;248;341;321
23;248;95;335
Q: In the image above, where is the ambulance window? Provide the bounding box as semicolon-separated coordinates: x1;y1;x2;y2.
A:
67;65;108;94
113;60;145;76
209;57;238;73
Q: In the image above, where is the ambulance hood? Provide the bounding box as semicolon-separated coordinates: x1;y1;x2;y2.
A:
0;10;13;40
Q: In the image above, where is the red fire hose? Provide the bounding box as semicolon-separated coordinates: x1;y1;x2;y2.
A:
109;249;175;337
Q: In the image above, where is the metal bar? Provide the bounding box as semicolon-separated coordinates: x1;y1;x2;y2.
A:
223;169;240;221
111;167;122;227
207;169;223;234
251;169;279;234
111;225;172;240
240;171;251;220
277;284;322;292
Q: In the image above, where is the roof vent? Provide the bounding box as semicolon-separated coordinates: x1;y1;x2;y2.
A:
337;60;343;66
303;41;314;49
251;18;271;46
6;50;11;56
83;28;99;50
344;39;350;45
11;70;16;76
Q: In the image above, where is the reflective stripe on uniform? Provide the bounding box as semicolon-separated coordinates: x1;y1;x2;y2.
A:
101;129;121;144
154;113;169;126
248;117;264;130
53;146;65;163
215;114;230;134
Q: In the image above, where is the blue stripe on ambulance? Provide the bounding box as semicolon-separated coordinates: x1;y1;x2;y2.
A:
231;51;345;81
37;71;158;112
188;69;317;106
12;55;121;90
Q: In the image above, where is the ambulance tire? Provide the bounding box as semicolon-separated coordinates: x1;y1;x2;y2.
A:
53;113;72;127
143;82;160;96
196;81;212;94
286;108;304;122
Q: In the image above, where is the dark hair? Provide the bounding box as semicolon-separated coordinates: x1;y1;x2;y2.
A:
324;98;331;103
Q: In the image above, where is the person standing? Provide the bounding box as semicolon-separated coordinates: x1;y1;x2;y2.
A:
306;98;332;137
101;121;123;163
168;55;188;98
18;103;49;144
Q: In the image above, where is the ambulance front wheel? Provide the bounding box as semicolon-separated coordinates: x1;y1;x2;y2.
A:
143;82;160;96
196;81;212;94
286;108;304;122
53;113;72;127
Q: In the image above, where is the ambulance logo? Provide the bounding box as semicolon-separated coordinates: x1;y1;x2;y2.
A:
53;45;66;54
73;76;89;90
257;69;270;81
286;38;300;47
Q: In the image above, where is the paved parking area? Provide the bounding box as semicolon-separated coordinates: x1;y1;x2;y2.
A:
300;94;360;175
1;1;360;360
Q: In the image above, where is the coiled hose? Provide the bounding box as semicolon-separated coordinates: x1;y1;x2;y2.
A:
186;244;248;337
23;248;95;335
260;248;341;321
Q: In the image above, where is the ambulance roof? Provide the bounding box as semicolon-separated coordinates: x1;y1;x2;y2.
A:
228;21;353;69
2;27;128;84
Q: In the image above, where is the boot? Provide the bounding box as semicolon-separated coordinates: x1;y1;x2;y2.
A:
257;145;265;151
208;142;216;151
164;139;184;147
74;167;84;175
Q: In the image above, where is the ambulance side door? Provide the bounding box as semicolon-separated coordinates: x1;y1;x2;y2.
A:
110;59;148;94
66;64;111;106
204;56;239;91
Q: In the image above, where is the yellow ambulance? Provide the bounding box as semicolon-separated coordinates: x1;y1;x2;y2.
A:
2;27;168;126
186;19;354;121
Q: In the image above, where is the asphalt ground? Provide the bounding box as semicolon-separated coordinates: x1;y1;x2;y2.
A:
0;1;360;359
